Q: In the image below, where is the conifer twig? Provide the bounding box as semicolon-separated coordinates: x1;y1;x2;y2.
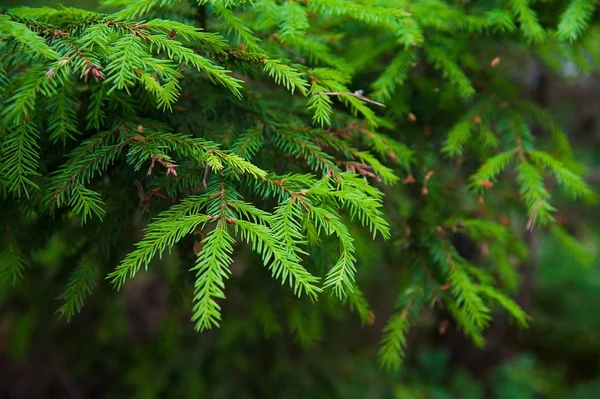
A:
313;91;386;107
526;199;543;231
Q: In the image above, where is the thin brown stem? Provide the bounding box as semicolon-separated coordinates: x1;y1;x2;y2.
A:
313;91;386;108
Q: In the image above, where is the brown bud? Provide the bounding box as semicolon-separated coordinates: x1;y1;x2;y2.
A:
402;174;415;184
168;29;177;40
479;180;494;189
424;124;432;136
367;311;376;326
490;57;501;68
408;113;417;122
136;125;144;133
474;115;483;124
421;186;429;196
477;196;485;205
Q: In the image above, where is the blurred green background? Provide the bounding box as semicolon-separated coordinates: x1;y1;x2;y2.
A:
2;0;600;398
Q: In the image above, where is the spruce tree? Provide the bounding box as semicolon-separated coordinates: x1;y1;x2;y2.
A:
1;0;598;383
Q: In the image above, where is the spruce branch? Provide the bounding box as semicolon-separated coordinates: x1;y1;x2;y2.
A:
311;206;357;298
0;15;61;59
379;283;426;370
0;216;26;286
109;211;214;289
557;0;597;42
508;0;546;41
191;222;235;331
312;90;386;108
57;256;100;321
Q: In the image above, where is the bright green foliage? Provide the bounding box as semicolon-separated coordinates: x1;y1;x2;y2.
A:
557;0;598;42
379;280;429;370
509;0;546;41
1;0;598;379
191;223;235;330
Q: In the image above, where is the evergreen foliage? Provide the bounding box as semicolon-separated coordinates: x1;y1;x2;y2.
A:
1;0;598;376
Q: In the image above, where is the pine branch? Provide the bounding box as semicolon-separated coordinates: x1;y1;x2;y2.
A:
446;302;485;348
469;150;516;191
311;206;357;298
557;0;597;42
1;120;41;196
508;0;546;41
442;120;473;157
212;4;262;50
47;82;80;143
516;162;555;228
267;200;321;297
105;0;179;20
57;256;99;321
425;46;476;97
230;126;264;160
370;50;417;102
312;91;386;108
0;15;61;59
307;83;334;126
479;285;530;327
528;150;596;202
0;216;26;286
108;199;213;288
278;1;309;42
447;259;491;329
379;283;425;370
263;59;310;95
191;223;235;331
1;65;56;196
272;129;341;177
46;131;126;220
307;175;390;239
147;33;244;97
307;0;410;26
